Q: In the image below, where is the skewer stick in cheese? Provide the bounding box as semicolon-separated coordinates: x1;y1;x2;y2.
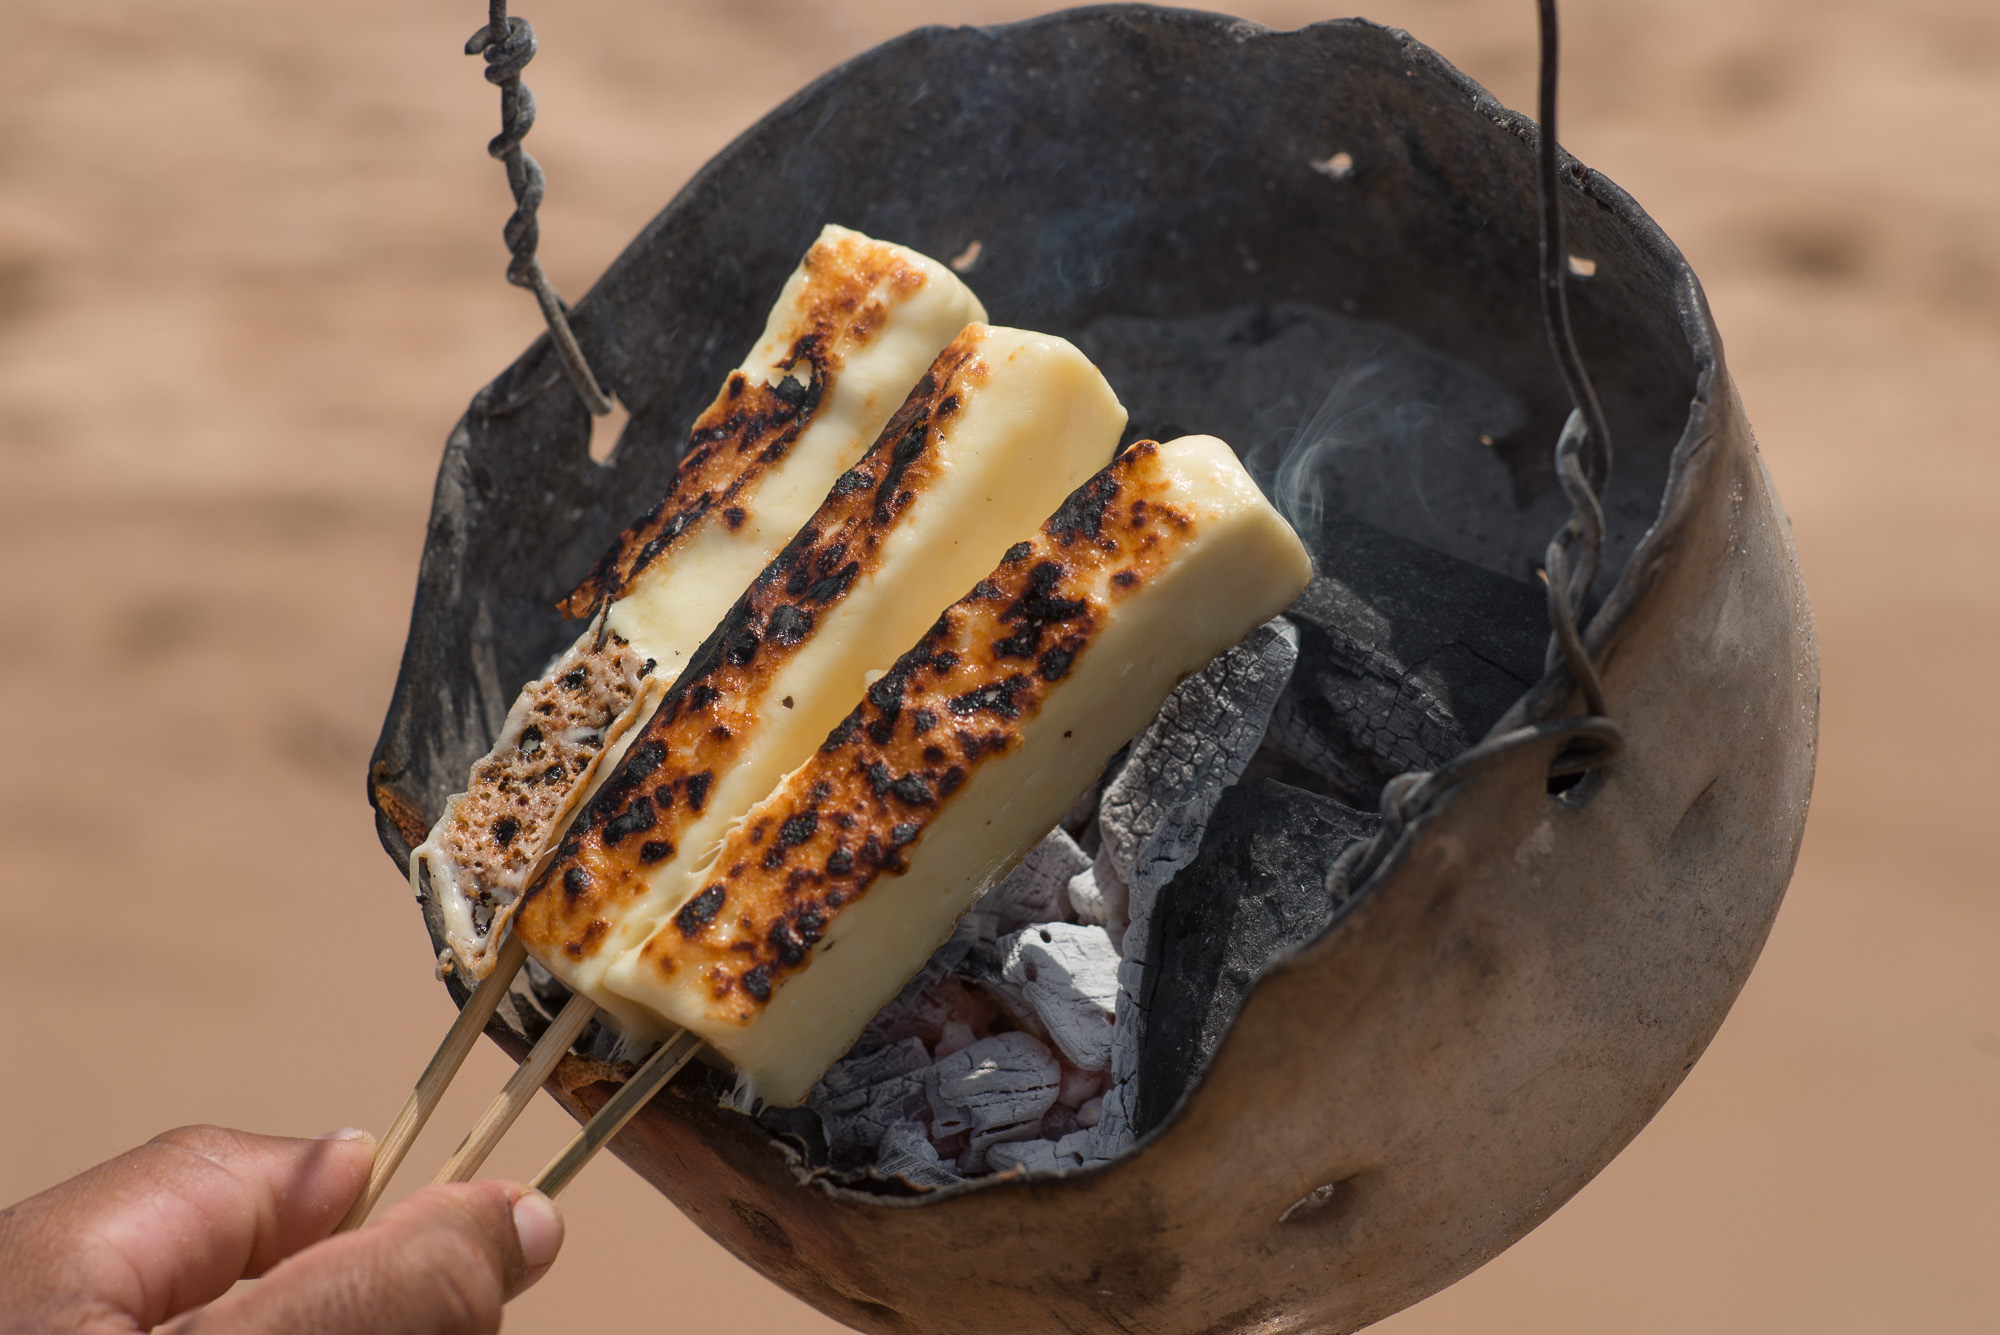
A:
515;324;1129;1041
531;1029;706;1199
415;225;985;981
334;934;530;1232
431;990;598;1186
615;435;1313;1108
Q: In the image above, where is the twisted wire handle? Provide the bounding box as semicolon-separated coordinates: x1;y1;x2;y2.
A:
466;1;614;416
1329;0;1621;899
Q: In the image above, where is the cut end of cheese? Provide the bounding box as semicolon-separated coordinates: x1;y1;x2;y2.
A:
610;434;1311;1107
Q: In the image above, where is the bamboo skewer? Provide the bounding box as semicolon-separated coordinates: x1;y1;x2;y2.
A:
337;934;532;1232
432;989;599;1185
338;898;702;1221
533;1028;704;1198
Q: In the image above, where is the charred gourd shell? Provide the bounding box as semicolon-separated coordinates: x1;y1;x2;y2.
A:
369;10;1817;1334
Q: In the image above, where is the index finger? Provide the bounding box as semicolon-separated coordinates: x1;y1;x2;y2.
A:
0;1124;373;1329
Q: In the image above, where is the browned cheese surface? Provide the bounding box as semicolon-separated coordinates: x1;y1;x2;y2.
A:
647;442;1190;1023
437;635;644;911
559;232;931;618
513;331;989;965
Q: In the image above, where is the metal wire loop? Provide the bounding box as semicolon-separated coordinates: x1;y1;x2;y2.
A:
466;2;614;417
1328;0;1621;901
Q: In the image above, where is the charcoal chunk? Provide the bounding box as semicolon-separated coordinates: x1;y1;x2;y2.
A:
999;923;1121;1071
1133;779;1379;1136
926;1032;1062;1171
807;1036;932;1168
1264;519;1548;808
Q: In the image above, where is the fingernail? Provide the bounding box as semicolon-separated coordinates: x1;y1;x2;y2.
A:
512;1190;564;1271
316;1126;374;1142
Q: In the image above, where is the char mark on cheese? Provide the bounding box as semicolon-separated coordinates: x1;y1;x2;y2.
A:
563;345;827;615
560;228;938;617
630;441;1198;1024
513;332;992;961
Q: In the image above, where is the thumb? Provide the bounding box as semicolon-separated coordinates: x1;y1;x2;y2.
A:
179;1182;564;1335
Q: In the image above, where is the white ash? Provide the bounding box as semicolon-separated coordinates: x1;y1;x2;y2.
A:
849;832;1087;1057
999;923;1120;1072
969;827;1091;947
925;1032;1062;1171
806;1037;932;1165
1066;847;1130;945
874;1121;963;1189
801;621;1296;1184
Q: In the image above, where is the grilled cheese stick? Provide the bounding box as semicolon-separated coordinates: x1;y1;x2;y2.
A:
414;225;984;978
515;325;1129;1039
616;435;1312;1107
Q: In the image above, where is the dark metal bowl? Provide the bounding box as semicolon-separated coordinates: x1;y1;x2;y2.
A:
368;8;1818;1332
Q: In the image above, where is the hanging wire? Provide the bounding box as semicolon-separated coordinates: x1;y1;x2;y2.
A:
1328;0;1622;900
465;1;615;417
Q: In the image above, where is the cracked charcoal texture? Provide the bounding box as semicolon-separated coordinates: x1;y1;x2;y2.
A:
807;1036;932;1167
1086;619;1299;1162
1134;779;1380;1137
974;828;1090;944
1099;618;1300;898
1264;519;1550;809
926;1032;1063;1170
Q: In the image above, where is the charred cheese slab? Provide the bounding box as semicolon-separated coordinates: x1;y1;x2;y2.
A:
414;225;984;979
514;325;1129;1039
612;435;1313;1107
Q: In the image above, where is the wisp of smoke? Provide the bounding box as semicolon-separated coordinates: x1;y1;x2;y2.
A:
1252;354;1453;546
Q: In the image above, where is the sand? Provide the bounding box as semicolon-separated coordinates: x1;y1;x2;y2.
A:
2;1;1995;1330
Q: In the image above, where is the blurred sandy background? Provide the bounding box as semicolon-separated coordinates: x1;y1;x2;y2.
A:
3;0;1995;1329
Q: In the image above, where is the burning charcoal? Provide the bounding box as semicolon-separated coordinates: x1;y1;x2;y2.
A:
999;923;1121;1072
1263;519;1548;808
1080;618;1300;1163
986;1130;1095;1176
875;1120;963;1190
1098;617;1300;899
970;828;1091;945
807;1037;933;1167
925;1032;1062;1171
856;974;999;1055
1132;779;1379;1136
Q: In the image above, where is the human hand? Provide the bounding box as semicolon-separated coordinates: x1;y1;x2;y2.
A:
0;1124;564;1334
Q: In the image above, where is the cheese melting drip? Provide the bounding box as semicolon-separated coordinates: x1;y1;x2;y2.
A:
616;435;1312;1107
515;324;1128;1040
412;225;985;978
